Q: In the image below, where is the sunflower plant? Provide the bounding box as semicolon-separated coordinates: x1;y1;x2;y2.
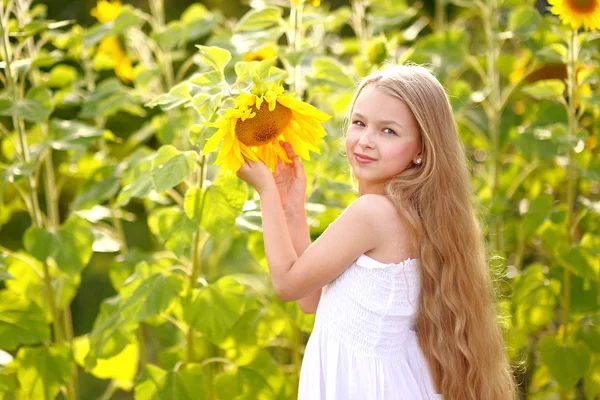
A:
202;83;330;173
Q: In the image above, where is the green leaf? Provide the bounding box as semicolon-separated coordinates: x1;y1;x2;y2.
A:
4;253;79;321
54;216;95;276
116;155;154;207
522;79;566;100
584;357;600;400
556;244;598;280
86;272;184;367
79;78;144;119
184;277;248;344
307;57;354;90
577;325;600;354
151;145;199;193
152;20;186;50
24;217;94;276
0;97;53;123
46;64;78;88
16;343;73;400
235;7;283;32
195;45;232;76
0;373;18;400
110;6;143;35
522;193;554;238
512;264;560;330
508;6;542;39
49;119;107;150
215;366;273;400
198;175;248;237
73;335;138;389
135;364;207;399
146;82;191;110
540;335;591;389
23;227;57;263
147;206;198;257
0;291;50;350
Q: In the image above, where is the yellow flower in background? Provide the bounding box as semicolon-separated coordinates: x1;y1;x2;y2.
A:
91;0;123;23
548;0;600;31
243;47;278;62
202;84;330;173
96;36;135;83
290;0;321;6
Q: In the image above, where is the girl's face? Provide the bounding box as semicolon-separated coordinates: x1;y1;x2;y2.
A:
345;85;422;195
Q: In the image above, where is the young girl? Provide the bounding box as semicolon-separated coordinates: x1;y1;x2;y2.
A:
236;65;517;399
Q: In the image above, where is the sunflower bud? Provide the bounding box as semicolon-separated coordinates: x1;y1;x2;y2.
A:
367;38;387;65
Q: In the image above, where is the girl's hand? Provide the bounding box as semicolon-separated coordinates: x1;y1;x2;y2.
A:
274;141;306;215
236;158;275;195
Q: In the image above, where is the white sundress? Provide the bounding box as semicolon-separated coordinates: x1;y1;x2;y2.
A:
298;254;443;400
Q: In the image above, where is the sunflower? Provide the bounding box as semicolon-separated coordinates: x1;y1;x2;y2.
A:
91;0;122;24
548;0;600;31
243;47;278;62
202;84;330;173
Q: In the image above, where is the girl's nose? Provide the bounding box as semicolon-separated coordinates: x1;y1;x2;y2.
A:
358;129;376;148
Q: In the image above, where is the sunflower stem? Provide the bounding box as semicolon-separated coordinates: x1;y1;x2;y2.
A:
482;0;503;255
187;155;208;366
290;0;305;97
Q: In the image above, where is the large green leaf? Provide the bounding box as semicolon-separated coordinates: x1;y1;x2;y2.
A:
184;277;248;344
151;145;199;193
508;6;542;39
0;291;50;350
79;78;144;119
234;7;282;32
540;335;591;389
584;357;600;400
147;206;198;257
48;119;107;150
556;243;598;280
15;343;72;400
86;272;184;367
191;175;248;237
23;216;94;276
135;364;207;399
512;264;560;330
195;45;232;76
116;153;155;207
522;79;566;100
522;193;554;238
146;82;191;110
4;252;80;321
215;366;273;400
306;57;354;90
74;335;138;390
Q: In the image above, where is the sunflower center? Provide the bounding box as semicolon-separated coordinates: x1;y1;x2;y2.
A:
235;102;293;146
569;0;597;12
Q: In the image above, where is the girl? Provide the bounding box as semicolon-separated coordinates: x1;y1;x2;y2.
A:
236;65;518;399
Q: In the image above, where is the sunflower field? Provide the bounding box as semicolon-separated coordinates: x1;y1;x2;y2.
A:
0;0;599;398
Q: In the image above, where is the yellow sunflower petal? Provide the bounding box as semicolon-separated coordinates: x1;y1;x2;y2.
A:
202;128;227;155
277;95;331;121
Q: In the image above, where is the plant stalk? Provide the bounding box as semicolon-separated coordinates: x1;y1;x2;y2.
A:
559;27;578;400
482;0;503;254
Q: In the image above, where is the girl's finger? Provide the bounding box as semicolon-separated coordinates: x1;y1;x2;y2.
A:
279;141;298;160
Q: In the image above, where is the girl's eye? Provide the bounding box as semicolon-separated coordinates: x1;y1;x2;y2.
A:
353;120;365;127
383;128;396;135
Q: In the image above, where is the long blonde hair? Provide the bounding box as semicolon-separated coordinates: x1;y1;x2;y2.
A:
346;65;518;399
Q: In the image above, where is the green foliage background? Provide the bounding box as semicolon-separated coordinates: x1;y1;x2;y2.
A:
0;0;599;399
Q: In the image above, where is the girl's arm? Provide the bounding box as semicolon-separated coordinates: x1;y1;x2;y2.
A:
237;157;385;303
285;208;321;314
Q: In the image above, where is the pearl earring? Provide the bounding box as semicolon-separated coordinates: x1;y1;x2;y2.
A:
415;157;422;165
